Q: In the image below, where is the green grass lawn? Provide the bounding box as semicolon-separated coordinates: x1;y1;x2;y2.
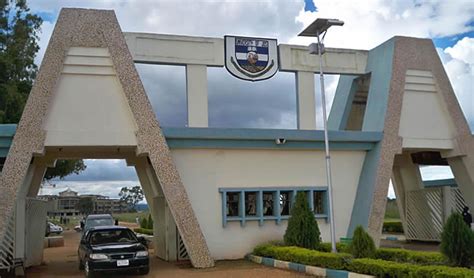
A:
113;211;149;223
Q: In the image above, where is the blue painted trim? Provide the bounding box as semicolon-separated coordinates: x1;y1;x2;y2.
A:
326;269;349;278
220;187;329;227
275;190;281;225
0;149;9;157
0;124;17;136
328;75;358;131
423;178;457;187
163;127;382;142
362;38;396;132
288;262;306;273
257;190;264;226
347;142;382;236
240;191;245;227
261;257;274;267
219;186;328;192
166;139;375;150
221;192;227;228
163;127;382;150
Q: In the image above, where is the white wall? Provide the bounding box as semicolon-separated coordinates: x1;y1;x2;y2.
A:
399;70;455;149
171;148;366;259
44;47;138;147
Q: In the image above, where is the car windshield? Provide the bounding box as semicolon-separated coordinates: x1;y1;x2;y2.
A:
89;229;137;245
87;218;114;228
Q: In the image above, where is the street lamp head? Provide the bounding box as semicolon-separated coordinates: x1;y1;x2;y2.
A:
298;18;344;37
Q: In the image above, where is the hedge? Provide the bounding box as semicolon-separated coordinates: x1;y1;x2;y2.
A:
383;221;404;233
134;228;153;235
253;245;474;278
316;242;350;253
348;258;474;278
375;248;446;265
253;244;351;270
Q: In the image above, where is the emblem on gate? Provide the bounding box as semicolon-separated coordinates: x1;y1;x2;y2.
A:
224;36;279;81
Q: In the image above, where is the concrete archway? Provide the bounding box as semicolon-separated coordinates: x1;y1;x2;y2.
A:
0;8;213;268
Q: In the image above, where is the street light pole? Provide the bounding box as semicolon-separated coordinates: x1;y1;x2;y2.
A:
316;30;337;254
299;18;344;254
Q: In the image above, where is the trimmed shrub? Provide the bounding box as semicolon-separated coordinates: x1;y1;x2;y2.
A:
147;214;154;229
348;258;474;278
253;244;474;277
383;221;404;233
440;212;474;267
140;217;148;229
349;225;376;258
375;248;445;265
134;228;153;235
316;242;350;253
253;244;351;270
284;192;321;249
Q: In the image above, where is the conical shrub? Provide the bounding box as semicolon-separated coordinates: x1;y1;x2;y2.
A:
349;225;376;258
284;192;321;249
440;212;474;267
147;214;154;229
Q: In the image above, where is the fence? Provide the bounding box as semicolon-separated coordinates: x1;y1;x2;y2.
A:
406;187;467;241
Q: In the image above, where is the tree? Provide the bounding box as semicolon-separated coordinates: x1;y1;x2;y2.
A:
0;0;41;124
76;197;94;215
0;1;85;180
440;212;474;267
349;225;376;258
284;192;321;249
119;186;144;211
44;160;87;180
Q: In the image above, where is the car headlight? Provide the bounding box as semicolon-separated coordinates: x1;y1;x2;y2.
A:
136;251;148;257
89;253;108;260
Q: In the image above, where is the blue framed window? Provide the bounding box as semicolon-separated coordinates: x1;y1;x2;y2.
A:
219;187;328;227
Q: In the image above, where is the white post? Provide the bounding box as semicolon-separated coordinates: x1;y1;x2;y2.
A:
296;71;317;130
186;64;209;127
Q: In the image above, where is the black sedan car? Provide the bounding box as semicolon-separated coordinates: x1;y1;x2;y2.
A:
78;226;149;277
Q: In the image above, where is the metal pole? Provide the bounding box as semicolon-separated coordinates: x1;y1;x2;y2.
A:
316;31;337;253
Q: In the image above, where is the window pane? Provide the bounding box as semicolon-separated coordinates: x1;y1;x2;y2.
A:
263;192;274;216
245;192;257;216
314;191;325;214
226;192;240;217
280;191;292;216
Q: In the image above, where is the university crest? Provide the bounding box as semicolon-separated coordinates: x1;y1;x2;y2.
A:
225;36;279;81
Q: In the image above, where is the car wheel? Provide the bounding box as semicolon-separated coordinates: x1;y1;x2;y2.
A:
138;266;149;275
84;261;94;278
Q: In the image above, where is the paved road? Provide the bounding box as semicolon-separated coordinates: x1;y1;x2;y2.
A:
27;230;307;277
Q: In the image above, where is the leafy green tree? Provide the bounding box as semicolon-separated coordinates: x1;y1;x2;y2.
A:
440;212;474;267
349;225;376;258
284;192;321;249
44;160;87;180
119;186;144;211
0;0;41;124
0;1;85;180
76;197;94;215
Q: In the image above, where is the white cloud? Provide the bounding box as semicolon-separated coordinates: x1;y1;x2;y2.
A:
291;0;474;49
441;38;474;129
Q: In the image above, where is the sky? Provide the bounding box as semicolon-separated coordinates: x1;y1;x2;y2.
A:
31;0;474;199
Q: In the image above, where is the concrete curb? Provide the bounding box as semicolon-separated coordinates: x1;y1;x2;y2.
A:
246;254;374;278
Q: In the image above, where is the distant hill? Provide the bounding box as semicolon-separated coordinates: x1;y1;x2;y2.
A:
135;203;149;211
